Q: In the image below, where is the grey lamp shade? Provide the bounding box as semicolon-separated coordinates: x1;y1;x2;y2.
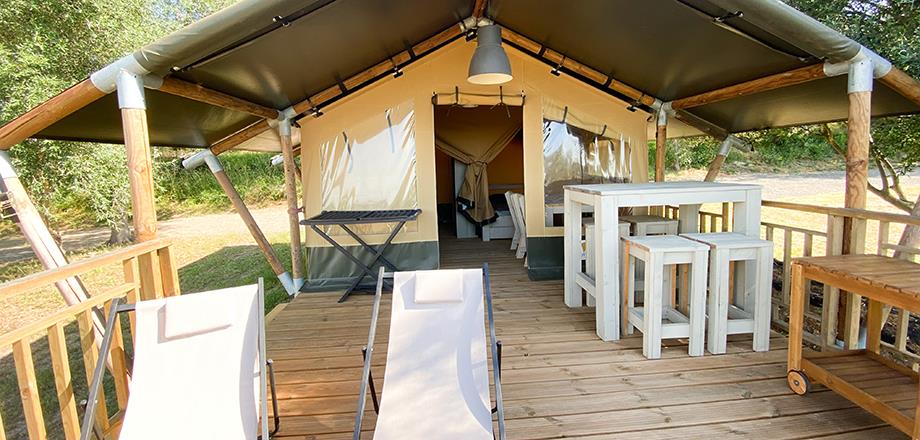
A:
468;25;512;85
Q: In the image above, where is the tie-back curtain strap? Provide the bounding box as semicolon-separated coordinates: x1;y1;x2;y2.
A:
434;124;521;165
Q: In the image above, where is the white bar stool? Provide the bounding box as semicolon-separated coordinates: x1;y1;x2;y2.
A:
621;214;680;301
682;232;773;354
622;235;709;359
584;219;630;307
620;214;679;236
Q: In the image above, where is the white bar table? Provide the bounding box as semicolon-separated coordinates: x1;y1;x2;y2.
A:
564;182;762;341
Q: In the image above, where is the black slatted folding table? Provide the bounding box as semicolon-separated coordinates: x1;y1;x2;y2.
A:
301;209;421;302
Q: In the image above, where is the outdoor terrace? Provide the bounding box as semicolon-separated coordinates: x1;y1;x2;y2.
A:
265;237;910;439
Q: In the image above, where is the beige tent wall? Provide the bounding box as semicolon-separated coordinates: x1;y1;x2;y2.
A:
300;37;647;285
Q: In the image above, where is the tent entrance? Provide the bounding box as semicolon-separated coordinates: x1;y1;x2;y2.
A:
433;104;523;242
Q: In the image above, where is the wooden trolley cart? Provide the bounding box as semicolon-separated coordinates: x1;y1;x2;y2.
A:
787;255;920;438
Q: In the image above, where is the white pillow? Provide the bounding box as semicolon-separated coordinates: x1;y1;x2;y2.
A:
413;270;464;304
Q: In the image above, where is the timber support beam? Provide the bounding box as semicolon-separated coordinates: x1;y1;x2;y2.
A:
274;109;305;291
655;109;667;183
158;77;280;119
182;150;297;295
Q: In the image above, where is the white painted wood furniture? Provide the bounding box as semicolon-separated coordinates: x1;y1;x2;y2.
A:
505;191;522;250
621;214;679;298
682;232;773;354
620;215;678;236
510;193;527;260
622;235;709;359
564;182;762;341
482;210;515;242
584;219;630;307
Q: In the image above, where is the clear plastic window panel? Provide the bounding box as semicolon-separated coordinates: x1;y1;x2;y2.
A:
543;101;632;226
319;100;419;235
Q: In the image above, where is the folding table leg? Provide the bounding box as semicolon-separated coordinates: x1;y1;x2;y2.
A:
341;225;400;272
310;225;378;302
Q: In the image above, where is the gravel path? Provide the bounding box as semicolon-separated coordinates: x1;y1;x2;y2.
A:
2;169;919;264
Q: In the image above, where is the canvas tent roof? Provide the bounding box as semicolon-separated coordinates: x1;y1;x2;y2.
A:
7;0;920;151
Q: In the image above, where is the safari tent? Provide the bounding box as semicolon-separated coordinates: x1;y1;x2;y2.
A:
3;0;919;291
4;0;920;438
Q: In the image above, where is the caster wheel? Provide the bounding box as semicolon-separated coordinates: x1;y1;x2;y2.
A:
787;370;810;395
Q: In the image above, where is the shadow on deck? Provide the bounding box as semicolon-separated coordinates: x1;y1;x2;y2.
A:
265;238;908;439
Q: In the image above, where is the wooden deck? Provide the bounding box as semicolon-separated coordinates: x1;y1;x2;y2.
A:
266;238;909;439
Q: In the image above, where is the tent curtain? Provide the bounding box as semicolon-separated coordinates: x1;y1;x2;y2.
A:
435;123;520;225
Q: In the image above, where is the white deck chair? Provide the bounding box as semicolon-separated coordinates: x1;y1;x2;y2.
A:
81;280;279;440
354;266;505;440
504;191;521;251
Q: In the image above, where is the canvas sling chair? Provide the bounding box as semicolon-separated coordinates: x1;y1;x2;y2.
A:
80;280;280;440
353;265;506;439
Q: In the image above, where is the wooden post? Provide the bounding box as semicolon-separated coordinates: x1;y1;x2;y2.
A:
278;120;304;288
655;110;667;183
840;58;874;349
116;71;157;242
704;137;733;182
0;151;91;307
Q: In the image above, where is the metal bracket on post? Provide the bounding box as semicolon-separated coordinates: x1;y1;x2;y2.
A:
823;46;891;88
847;56;875;95
657;105;669;127
115;70;147;110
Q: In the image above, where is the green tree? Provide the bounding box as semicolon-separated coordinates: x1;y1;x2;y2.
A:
782;0;920;211
0;0;235;242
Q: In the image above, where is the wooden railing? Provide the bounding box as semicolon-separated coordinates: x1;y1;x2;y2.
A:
667;201;920;364
0;239;179;440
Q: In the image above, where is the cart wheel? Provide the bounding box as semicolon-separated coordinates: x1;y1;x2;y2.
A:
787;370;810;395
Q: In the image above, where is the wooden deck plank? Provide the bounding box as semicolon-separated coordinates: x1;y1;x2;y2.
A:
266;237;909;439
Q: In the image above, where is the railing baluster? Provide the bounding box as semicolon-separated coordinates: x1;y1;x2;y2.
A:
104;300;131;410
123;257;140;339
721;202;730;232
782;228;793;305
12;340;45;440
821;214;845;349
48;321;81;440
78;309;110;430
157;246;182;297
878;220;890;257
138;251;164;300
0;403;6;440
803;233;813;257
710;213;717;233
895;308;910;352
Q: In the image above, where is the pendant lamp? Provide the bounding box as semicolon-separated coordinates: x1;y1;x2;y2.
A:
468;24;513;85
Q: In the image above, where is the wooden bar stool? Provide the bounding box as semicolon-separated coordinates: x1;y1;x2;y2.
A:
584;219;630;307
622;235;709;359
682;232;773;354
